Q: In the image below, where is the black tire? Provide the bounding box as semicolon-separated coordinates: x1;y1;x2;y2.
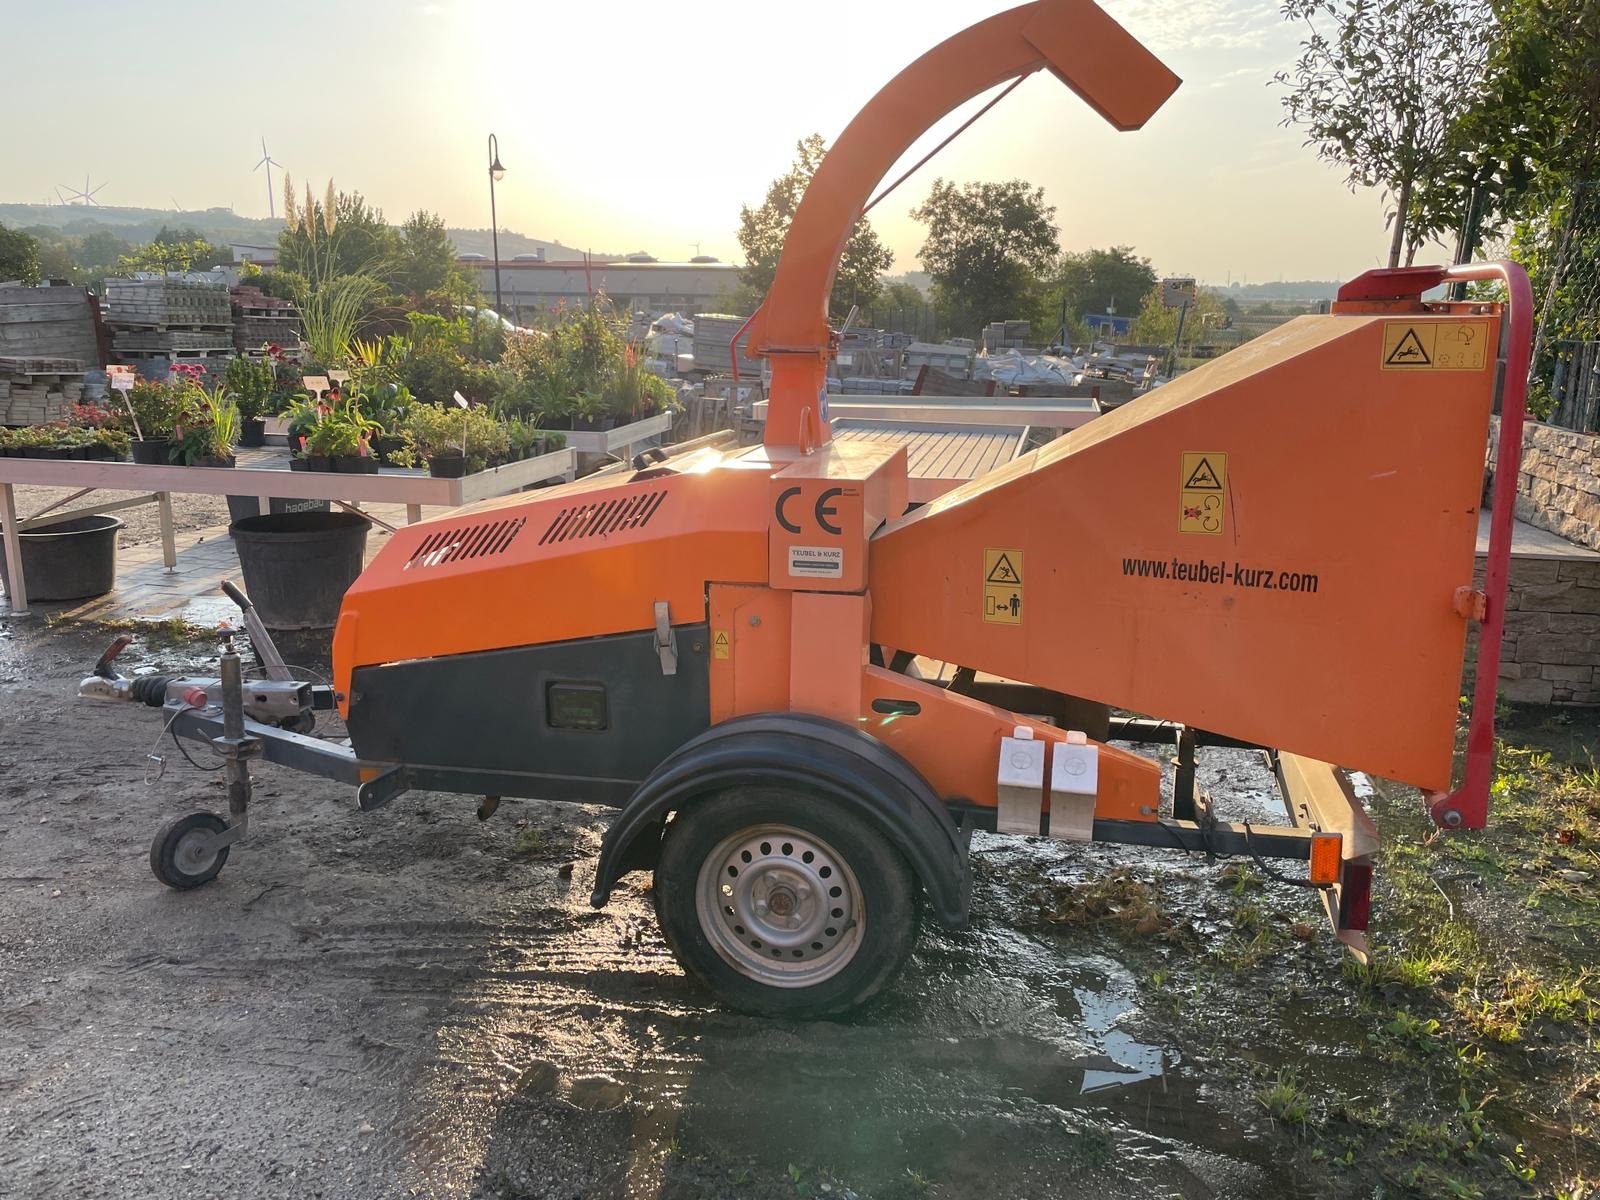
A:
150;811;230;890
654;786;920;1018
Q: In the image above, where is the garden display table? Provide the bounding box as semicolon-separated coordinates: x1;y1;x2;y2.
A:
561;411;673;456
0;445;576;615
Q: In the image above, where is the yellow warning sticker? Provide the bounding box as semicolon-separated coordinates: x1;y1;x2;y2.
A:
983;548;1024;625
712;630;730;660
1179;452;1227;536
1381;320;1490;371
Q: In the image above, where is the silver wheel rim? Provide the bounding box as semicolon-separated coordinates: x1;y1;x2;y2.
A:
173;826;221;878
695;823;864;988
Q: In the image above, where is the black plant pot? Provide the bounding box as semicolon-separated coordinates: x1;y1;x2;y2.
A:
193;454;236;469
334;455;379;474
130;438;171;465
21;446;53;459
375;436;406;464
239;418;267;448
428;453;467;479
289;456;309;472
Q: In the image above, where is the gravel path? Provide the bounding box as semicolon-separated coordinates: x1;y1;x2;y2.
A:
8;484;229;547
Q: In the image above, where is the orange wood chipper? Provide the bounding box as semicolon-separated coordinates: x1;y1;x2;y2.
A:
82;0;1531;1016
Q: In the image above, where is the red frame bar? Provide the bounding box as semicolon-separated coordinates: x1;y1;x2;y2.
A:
1337;261;1533;829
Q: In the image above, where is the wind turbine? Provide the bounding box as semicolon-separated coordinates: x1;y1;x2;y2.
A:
56;174;107;205
254;138;282;218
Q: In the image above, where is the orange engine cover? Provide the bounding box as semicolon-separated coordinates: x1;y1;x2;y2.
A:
331;454;772;713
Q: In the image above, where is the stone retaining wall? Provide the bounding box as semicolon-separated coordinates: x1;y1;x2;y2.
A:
1490;418;1600;550
1474;555;1600;704
1481;419;1600;703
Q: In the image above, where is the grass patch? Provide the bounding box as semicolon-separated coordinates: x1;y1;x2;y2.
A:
44;613;213;648
511;823;576;860
1028;867;1195;943
1141;705;1600;1199
1258;1070;1310;1127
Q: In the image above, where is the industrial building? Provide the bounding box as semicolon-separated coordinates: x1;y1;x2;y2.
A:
461;258;741;319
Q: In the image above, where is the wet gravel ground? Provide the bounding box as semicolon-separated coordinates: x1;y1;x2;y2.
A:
0;619;1331;1199
8;484;228;547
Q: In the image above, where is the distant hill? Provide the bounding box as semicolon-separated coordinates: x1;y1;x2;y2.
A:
1206;280;1343;304
0;203;603;261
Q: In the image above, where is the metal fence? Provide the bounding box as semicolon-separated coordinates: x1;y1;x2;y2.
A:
1525;179;1600;430
859;302;941;344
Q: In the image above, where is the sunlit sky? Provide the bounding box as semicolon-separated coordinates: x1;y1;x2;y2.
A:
2;0;1420;282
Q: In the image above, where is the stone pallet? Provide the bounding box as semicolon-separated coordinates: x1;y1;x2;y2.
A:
104;279;232;329
234;313;302;351
0;355;83;374
113;329;235;352
0;286;102;365
230;285;298;314
0;370;82;426
106;318;232;331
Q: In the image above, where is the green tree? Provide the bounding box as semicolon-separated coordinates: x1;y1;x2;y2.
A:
277;184;399;282
1130;285;1231;360
392;210;464;301
1276;0;1497;267
115;230;230;276
1436;0;1600;374
735;134;895;318
74;230;130;278
911;178;1059;337
33;237;78;283
0;223;41;285
877;280;927;312
1054;246;1156;321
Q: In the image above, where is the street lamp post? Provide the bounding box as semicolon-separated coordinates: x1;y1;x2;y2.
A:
487;133;506;318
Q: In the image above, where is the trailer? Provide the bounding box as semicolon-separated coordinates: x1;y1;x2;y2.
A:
81;0;1529;1017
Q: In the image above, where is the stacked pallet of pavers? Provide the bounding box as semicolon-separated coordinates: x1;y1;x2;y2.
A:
230;285;302;353
0;356;85;426
105;279;234;381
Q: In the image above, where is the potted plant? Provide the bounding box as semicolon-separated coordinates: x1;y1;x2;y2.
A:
505;418;539;462
223;356;276;448
91;427;131;461
171;385;240;468
572;390;614;432
304;412;358;471
395;403;472;478
125;379;186;463
12;426;59;458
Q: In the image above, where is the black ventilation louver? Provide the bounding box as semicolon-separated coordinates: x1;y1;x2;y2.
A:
406;517;527;568
538;489;668;546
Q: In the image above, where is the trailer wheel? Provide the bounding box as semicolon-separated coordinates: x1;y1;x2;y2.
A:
150;811;230;890
654;787;919;1017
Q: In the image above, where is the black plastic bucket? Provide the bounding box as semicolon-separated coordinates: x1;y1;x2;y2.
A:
224;495;332;524
229;511;369;630
0;515;123;601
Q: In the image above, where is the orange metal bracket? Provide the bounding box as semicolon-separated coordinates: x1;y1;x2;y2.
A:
749;0;1180;453
1337;261;1533;830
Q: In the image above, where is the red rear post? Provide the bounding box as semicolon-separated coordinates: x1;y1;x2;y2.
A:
1337;261;1533;829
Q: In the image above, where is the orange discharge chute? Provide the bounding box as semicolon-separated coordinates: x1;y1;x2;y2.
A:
748;0;1181;453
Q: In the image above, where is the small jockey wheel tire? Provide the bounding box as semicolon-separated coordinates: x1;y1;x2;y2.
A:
150;811;231;890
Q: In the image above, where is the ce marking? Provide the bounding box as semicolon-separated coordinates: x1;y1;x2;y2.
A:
776;486;843;536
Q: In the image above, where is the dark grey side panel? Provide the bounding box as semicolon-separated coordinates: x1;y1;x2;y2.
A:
346;625;710;794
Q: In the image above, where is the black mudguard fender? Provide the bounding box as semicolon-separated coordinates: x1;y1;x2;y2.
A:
589;713;972;929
